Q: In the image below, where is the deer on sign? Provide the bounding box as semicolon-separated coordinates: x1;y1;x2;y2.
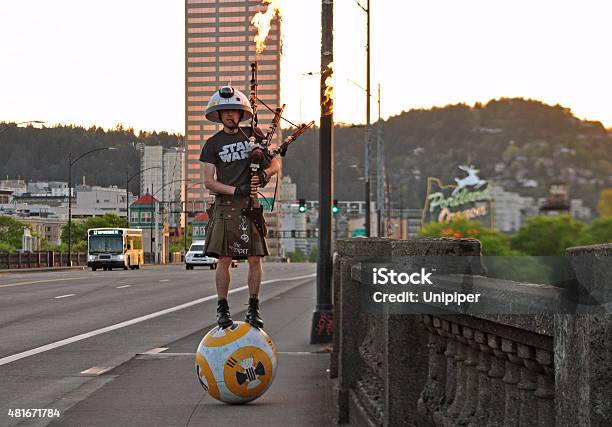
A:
452;165;487;195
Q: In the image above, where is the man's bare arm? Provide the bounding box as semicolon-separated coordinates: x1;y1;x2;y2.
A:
203;162;236;195
265;158;280;178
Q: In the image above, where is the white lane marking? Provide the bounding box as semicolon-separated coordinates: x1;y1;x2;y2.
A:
116;285;131;289
159;279;169;282
80;366;112;376
142;347;169;354
0;277;88;289
54;294;76;299
0;273;315;366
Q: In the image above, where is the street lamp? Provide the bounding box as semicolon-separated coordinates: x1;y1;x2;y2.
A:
68;147;117;266
126;166;162;227
351;0;372;236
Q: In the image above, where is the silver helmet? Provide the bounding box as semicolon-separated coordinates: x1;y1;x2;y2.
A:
204;86;253;123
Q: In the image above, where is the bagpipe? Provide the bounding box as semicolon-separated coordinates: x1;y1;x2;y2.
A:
244;61;315;213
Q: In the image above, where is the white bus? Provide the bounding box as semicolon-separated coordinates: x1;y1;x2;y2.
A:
87;228;144;271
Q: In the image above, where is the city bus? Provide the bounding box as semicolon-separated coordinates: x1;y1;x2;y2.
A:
87;228;144;271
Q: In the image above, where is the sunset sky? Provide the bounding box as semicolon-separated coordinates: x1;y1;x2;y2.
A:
1;0;610;133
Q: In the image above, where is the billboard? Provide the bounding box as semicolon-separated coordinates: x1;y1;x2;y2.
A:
422;165;493;226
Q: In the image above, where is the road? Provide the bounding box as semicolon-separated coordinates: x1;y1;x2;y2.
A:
0;263;319;426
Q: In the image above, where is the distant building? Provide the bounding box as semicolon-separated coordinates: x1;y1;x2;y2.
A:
139;146;184;228
129;193;169;262
6;183;136;220
280;202;313;256
0;179;27;196
140;146;164;196
0;189;12;204
22;217;65;246
192;212;209;241
282;176;297;202
27;181;69;197
490;185;527;233
73;185;133;218
570;199;591;221
540;183;570;216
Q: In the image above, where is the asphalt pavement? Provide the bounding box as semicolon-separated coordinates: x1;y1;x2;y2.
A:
0;263;334;427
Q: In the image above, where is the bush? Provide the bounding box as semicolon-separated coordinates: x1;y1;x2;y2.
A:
0;215;27;251
418;216;514;256
584;217;612;244
286;250;305;262
511;215;585;256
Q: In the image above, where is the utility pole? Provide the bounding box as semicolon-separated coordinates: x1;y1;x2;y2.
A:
364;0;371;237
376;83;384;237
311;0;333;344
399;184;404;239
68;152;73;266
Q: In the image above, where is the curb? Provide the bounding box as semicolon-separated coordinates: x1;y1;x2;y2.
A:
0;263;186;275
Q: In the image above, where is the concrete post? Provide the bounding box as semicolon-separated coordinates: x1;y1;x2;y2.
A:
556;243;612;425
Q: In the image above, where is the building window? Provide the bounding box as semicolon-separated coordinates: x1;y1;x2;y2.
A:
141;211;152;223
130;211;139;223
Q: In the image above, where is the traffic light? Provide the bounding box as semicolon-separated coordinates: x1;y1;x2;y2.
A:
332;199;339;214
298;198;306;213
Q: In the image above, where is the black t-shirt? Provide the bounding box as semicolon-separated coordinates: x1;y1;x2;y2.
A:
199;127;268;187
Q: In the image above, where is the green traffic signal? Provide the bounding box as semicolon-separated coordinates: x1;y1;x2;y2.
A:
299;205;306;213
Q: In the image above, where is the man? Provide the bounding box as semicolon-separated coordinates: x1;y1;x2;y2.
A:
200;86;280;329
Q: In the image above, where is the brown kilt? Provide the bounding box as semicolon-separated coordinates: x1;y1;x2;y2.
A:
204;194;269;259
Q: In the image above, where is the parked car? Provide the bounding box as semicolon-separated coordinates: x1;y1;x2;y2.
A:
185;241;217;270
185;241;238;270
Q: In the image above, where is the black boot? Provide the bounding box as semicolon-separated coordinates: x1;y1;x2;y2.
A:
245;296;263;328
216;299;233;328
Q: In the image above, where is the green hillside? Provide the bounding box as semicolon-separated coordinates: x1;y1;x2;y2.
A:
2;98;611;212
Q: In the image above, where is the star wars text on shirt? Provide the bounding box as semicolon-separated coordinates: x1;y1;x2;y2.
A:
218;140;250;163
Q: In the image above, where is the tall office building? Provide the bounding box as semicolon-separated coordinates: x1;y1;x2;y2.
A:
185;0;282;255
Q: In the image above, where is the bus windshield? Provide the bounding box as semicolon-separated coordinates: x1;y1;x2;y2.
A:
89;235;124;254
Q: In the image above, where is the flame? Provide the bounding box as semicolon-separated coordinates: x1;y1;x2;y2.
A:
251;0;281;54
323;62;334;116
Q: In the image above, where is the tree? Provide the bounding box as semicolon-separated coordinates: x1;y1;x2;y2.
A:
597;188;612;218
308;246;318;263
511;215;586;256
418;216;515;256
418;216;557;283
286;249;305;262
585;217;612;244
0;215;26;251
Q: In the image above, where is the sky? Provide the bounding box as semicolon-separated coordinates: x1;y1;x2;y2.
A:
1;0;611;133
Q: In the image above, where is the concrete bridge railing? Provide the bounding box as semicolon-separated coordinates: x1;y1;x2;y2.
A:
330;238;611;426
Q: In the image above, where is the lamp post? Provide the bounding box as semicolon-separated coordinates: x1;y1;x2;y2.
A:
68;147;117;266
126;166;162;227
350;0;372;236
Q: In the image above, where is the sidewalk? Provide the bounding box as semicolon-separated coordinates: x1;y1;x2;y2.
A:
49;280;335;427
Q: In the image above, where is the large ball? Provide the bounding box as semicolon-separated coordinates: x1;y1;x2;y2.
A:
195;321;278;404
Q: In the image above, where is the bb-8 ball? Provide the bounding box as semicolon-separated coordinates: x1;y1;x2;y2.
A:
195;321;278;404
